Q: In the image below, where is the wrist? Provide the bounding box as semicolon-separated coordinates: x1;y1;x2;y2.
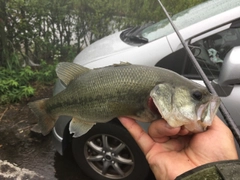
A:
175;160;240;180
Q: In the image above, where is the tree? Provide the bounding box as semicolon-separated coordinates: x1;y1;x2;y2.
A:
0;0;207;69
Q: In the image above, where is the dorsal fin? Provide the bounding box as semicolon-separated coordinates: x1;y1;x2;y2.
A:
93;62;132;70
113;61;132;66
56;62;90;85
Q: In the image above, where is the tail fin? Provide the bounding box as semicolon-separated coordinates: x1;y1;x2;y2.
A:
28;98;56;136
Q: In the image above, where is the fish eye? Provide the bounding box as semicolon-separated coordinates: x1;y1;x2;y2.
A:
192;90;203;101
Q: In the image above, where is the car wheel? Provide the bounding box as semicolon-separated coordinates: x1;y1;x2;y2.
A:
72;122;151;180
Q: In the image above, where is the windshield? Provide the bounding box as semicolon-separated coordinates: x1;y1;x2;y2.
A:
141;0;240;42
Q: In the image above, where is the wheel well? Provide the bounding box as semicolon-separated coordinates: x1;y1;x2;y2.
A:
61;118;124;155
62;121;72;155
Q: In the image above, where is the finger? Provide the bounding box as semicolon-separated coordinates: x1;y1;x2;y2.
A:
119;117;155;155
149;119;182;143
178;126;191;136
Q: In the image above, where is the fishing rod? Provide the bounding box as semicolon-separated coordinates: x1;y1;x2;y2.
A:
157;0;240;147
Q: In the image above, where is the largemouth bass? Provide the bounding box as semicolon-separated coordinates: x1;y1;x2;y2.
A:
28;62;220;137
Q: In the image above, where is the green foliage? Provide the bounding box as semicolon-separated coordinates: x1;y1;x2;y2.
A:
36;60;58;83
0;61;57;104
0;67;34;104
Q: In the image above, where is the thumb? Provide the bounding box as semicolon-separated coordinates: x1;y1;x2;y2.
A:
119;117;155;155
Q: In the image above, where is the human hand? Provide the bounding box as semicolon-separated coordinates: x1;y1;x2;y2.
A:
119;116;238;180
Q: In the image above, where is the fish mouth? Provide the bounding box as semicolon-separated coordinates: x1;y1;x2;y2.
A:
196;95;221;131
148;97;162;117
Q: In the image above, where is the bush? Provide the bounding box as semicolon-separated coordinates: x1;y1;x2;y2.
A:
0;60;58;104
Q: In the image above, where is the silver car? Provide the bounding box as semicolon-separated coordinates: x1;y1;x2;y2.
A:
53;0;240;180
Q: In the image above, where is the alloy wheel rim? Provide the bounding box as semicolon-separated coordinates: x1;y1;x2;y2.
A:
83;134;135;179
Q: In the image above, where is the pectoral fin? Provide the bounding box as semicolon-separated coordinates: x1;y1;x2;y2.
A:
69;117;96;137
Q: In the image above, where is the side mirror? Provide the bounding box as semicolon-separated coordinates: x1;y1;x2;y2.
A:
218;46;240;86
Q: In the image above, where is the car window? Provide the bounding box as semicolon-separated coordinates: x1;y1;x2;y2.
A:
185;24;240;80
157;20;240;80
155;48;188;75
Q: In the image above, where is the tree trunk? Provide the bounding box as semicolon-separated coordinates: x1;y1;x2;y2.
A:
0;0;8;67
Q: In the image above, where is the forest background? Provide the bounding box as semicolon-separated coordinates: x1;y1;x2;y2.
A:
0;0;206;104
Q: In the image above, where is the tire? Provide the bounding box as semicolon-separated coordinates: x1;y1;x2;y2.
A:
72;122;151;180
